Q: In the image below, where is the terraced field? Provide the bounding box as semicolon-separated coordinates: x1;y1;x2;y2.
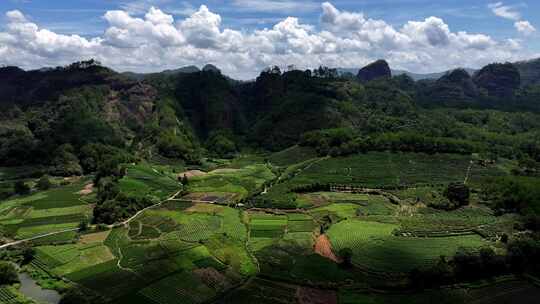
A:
0;153;525;304
327;219;488;272
269;145;318;167
119;163;179;199
248;213;287;238
265;152;506;208
187;164;275;199
0;179;92;239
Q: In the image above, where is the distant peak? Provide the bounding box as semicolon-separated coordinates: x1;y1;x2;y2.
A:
202;64;221;73
357;59;391;83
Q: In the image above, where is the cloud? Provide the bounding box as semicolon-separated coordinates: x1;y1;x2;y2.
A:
488;2;536;36
488;2;520;20
515;20;536;36
0;3;534;79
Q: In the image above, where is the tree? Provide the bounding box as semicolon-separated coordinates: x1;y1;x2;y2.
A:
0;262;19;285
181;175;189;186
59;288;91;304
14;181;30;195
339;248;353;268
96;178;119;203
20;245;35;264
37;175;52;190
444;183;470;207
78;218;89;231
50;144;83;176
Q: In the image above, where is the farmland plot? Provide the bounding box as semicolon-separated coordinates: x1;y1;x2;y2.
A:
327;219;488;272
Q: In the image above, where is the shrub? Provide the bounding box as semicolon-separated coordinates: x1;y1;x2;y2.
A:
444;183;470;206
14;181;30;195
0;262;18;285
37;175;52;190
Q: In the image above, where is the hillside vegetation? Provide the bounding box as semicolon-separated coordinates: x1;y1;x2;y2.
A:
2;58;540;304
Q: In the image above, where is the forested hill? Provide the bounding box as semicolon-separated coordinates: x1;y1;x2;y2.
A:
1;58;540;175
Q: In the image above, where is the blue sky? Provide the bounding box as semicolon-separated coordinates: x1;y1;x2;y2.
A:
1;0;538;78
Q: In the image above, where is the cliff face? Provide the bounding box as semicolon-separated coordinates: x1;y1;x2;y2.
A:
428;69;479;103
103;83;157;130
515;58;540;87
357;60;392;83
473;63;521;99
174;70;246;138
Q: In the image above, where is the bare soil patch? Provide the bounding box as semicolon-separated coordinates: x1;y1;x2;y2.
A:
210;168;240;174
78;183;94;195
178;170;207;178
299;193;328;207
297;287;338;304
80;230;111;244
185;203;224;214
314;234;342;263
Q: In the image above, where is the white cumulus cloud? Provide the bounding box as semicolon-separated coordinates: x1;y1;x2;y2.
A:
488;2;520;20
515;20;536;36
0;3;535;79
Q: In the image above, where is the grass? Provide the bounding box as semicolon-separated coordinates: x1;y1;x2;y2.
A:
139;271;216;304
265;152;507;208
269;145;318;167
29;230;78;246
34;243;115;276
301;153;504;187
249;213;287;238
396;206;504;236
119;163;179;199
327;219;488;272
287;220;314;232
310;203;361;220
0;179;92;238
187;164;275;198
15;222;80;239
205;236;257;276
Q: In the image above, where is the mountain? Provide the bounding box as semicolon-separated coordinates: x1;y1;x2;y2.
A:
357;59;392;82
122;65;201;80
419;68;479;104
515;58;540;87
338;67;477;81
473;63;521;99
1;57;540;171
393;68;477;81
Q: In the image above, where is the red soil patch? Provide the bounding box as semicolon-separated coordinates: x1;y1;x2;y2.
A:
297;287;338;304
78;183;94;195
314;234;342;263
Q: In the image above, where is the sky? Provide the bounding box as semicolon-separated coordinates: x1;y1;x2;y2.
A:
0;0;539;79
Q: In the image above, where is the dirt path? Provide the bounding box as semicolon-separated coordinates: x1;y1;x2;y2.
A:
115;238;137;274
464;160;474;184
314;234;342;263
112;189;183;228
0;228;80;250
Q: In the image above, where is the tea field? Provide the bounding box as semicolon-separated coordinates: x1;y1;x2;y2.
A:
0;151;533;304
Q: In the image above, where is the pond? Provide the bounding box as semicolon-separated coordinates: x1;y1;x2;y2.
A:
18;272;61;304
